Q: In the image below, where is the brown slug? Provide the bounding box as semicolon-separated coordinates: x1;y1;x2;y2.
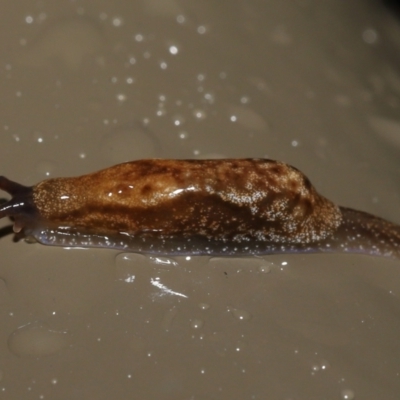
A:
0;158;399;258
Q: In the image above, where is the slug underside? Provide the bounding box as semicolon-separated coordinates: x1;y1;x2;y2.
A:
27;207;400;258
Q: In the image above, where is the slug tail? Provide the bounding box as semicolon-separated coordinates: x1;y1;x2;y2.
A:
336;207;400;259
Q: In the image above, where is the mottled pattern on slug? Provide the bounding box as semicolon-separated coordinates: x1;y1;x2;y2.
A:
32;159;342;244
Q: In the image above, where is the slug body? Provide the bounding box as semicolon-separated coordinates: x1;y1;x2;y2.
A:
0;159;399;259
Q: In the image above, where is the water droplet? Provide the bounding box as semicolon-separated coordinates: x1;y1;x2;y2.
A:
341;389;355;400
334;94;352;107
172;115;185;126
320;360;331;370
135;33;144;42
35;161;56;177
271;25;292;45
362;28;378;44
190;319;204;329
193;109;207;120
204;92;215;104
178;131;188;140
156;105;167;116
228;306;252;321
235;341;247;352
258;263;271;273
311;364;320;373
148;257;179;267
227;105;268;131
210;257;268;272
116;93;127;102
8;323;68;357
168;45;179;55
115;253;146;282
112;17;123;27
199;303;210;310
197;26;207;34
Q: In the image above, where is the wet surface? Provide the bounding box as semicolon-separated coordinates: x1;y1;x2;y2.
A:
0;0;400;399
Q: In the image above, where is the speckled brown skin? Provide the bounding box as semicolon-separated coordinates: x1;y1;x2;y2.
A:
29;159;342;244
0;158;399;258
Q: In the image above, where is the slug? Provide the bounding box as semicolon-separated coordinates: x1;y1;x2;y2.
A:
0;158;399;259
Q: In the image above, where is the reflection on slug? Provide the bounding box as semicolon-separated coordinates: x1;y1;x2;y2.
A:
0;159;399;259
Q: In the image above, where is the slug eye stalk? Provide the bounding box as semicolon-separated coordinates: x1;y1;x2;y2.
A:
0;176;36;231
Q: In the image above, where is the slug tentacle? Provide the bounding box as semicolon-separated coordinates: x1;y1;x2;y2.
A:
0;177;37;232
0;159;399;259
